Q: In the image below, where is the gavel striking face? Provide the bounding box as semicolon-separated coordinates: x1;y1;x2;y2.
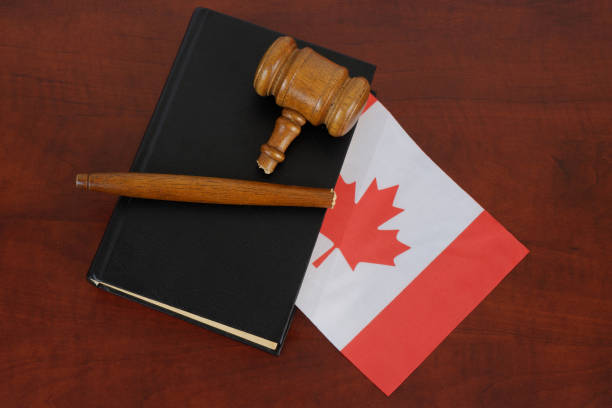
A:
253;36;371;174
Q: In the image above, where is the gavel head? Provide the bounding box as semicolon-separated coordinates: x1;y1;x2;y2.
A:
253;36;371;174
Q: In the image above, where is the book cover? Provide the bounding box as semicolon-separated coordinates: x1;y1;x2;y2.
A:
87;8;376;354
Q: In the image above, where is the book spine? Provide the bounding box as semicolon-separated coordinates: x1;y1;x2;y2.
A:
87;8;210;282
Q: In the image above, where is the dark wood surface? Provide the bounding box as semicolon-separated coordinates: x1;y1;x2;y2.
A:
1;1;610;406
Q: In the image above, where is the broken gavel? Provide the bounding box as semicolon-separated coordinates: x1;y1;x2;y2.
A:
75;173;335;208
75;38;371;207
254;36;371;174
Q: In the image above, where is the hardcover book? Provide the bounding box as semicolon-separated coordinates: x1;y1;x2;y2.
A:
87;8;376;354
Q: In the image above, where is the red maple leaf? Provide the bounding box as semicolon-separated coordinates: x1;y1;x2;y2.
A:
313;176;410;270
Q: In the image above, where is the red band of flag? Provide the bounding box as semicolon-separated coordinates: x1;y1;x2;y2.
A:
341;211;528;395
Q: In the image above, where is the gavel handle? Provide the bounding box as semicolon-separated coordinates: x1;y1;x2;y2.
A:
257;108;306;174
76;173;335;208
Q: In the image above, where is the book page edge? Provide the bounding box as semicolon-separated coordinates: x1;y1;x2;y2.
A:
89;278;278;351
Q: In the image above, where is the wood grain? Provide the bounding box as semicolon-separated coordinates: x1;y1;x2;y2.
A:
75;172;335;208
254;36;370;173
1;1;610;407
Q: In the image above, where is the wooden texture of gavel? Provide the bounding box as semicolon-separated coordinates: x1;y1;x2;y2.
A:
76;173;335;208
75;38;370;208
254;36;371;174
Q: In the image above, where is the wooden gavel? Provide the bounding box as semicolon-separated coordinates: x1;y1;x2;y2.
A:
254;36;371;174
76;38;370;208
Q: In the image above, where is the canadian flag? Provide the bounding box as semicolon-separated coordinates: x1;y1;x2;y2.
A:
296;95;528;395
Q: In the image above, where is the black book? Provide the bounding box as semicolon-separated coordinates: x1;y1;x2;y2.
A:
87;8;375;354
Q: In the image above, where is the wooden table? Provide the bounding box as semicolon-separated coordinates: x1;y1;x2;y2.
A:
1;1;610;406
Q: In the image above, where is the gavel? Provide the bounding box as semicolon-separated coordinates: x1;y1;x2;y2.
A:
76;38;369;208
254;36;371;174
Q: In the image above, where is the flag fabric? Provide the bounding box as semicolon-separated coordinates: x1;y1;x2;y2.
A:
296;95;528;395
